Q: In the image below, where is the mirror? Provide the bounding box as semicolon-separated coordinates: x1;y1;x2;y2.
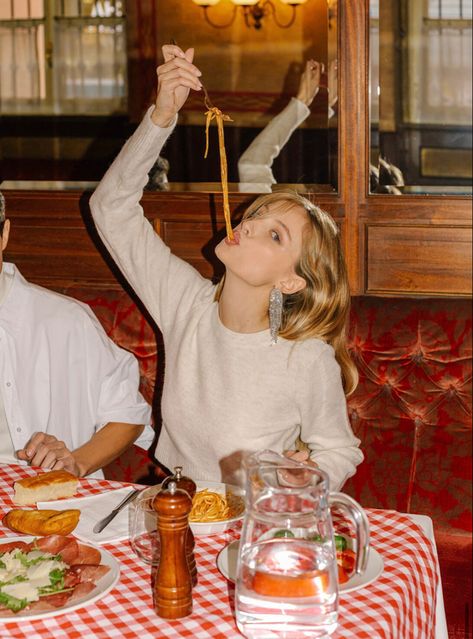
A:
0;0;338;194
156;0;338;193
370;0;472;195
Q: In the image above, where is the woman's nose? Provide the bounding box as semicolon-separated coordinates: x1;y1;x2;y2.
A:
241;220;250;235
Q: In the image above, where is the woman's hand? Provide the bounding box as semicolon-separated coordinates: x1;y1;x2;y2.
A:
151;45;202;128
296;60;323;107
284;449;318;467
16;433;80;476
278;449;318;487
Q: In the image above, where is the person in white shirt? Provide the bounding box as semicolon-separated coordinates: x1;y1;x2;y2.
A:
0;194;154;478
238;59;337;192
89;44;363;490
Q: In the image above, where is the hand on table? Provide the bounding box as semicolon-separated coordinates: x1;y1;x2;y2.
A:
151;44;202;128
16;433;80;476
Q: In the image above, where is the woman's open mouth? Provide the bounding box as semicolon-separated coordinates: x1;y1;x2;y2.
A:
225;230;240;246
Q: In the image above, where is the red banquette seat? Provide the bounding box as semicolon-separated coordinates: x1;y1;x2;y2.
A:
60;285;471;639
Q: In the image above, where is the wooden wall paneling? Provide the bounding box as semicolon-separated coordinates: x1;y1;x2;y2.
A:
366;224;472;296
364;195;472;224
4;191;121;290
337;0;367;295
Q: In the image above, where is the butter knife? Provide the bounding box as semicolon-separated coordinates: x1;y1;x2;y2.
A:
93;488;141;534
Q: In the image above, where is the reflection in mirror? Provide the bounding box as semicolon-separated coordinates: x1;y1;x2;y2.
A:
370;0;472;195
157;0;338;193
0;0;337;193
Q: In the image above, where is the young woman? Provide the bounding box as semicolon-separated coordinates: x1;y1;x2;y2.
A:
90;45;363;490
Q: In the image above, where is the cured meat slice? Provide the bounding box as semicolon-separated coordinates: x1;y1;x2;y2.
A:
35;535;79;564
0;540;31;553
66;564;110;583
63;567;81;588
38;591;71;607
70;582;96;601
25;601;56;612
35;534;70;553
55;539;80;564
72;543;101;566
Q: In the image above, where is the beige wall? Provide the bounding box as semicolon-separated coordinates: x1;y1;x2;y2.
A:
156;0;329;126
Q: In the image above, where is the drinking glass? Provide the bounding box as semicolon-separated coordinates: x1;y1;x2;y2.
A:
129;485;161;565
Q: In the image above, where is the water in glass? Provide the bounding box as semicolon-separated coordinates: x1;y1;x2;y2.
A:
236;537;337;639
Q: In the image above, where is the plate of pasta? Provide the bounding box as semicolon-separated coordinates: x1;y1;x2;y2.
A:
189;482;245;536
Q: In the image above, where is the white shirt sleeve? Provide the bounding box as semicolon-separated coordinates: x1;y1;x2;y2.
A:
296;344;363;492
80;305;154;449
90;107;214;335
238;98;311;188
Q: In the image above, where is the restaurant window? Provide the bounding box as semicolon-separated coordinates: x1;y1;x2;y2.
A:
404;0;472;125
0;0;127;115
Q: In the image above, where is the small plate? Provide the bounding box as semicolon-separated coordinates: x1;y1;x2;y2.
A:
0;536;120;621
189;481;245;536
217;540;384;594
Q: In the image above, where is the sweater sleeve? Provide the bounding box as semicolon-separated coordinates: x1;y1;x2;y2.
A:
90;107;213;333
296;344;363;492
238;98;310;189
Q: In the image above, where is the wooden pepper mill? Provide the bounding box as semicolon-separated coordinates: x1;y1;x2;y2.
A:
152;481;193;619
162;466;198;586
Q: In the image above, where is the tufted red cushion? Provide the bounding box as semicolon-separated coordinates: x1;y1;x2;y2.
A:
344;297;472;536
343;297;472;639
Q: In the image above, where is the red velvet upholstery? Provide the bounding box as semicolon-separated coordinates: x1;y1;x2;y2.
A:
344;297;472;535
61;286;472;638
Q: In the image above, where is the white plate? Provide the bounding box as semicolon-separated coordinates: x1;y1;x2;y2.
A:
190;481;245;537
0;536;120;621
216;540;384;594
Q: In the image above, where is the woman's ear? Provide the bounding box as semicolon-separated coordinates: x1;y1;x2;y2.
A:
279;274;306;295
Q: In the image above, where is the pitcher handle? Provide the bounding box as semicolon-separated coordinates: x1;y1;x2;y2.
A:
328;492;370;575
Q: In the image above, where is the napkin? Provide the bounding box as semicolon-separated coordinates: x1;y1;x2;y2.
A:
37;487;136;544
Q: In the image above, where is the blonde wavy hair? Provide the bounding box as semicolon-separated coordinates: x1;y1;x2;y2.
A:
215;191;358;395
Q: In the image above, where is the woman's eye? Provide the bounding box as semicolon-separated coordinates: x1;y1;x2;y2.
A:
271;230;280;242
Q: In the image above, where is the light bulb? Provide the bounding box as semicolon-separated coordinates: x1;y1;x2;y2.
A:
230;0;260;6
279;0;308;5
192;0;221;6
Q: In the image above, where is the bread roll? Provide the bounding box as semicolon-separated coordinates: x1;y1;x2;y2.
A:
3;509;81;536
13;470;79;506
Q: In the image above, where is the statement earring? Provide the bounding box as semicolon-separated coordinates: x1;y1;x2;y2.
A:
269;287;283;345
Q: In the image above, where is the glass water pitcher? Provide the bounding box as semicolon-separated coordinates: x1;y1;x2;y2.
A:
235;450;370;639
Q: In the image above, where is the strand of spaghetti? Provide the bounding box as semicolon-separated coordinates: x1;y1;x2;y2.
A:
204;106;234;241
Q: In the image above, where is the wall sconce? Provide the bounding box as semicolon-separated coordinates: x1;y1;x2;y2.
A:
192;0;308;30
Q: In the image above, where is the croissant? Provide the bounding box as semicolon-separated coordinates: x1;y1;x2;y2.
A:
3;509;81;536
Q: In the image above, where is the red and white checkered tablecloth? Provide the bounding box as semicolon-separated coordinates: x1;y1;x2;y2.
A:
0;464;439;639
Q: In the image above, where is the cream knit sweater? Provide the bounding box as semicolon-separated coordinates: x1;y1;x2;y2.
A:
90;108;363;490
